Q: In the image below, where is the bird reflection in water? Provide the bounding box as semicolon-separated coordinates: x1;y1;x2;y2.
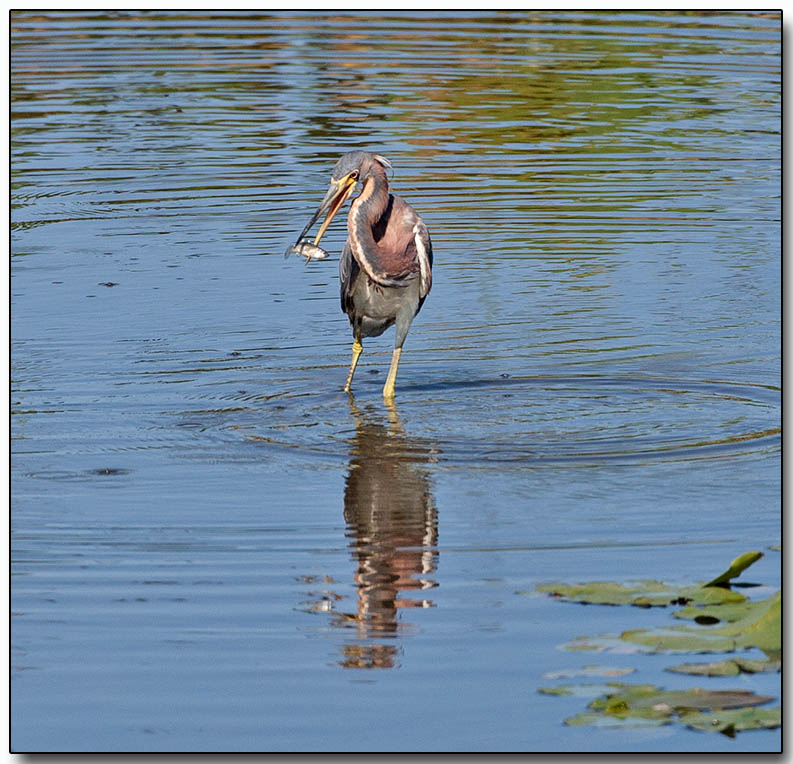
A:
330;399;438;669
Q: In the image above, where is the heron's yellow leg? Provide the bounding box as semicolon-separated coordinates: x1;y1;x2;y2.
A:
382;347;402;400
343;339;363;393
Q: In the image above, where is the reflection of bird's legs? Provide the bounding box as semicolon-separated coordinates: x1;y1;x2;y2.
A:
344;328;363;393
383;396;405;436
382;347;401;400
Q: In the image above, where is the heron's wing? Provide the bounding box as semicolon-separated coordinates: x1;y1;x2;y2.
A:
339;239;359;314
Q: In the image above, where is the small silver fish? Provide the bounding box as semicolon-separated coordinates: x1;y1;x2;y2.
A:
284;240;329;263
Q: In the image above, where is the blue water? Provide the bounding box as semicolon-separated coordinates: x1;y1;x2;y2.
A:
11;10;780;752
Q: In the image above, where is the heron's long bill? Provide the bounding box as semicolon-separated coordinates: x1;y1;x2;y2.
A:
295;174;357;248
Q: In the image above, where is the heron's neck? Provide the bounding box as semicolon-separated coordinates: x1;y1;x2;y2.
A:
350;173;390;246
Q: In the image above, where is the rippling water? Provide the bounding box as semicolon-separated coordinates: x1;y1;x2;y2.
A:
11;10;780;753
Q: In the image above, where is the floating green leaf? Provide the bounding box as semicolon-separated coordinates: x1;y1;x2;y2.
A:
535;551;766;609
536;579;673;606
535;580;746;608
536;552;780;737
618;626;737;654
564;712;668;729
543;665;635;680
666;657;781;677
547;682;775;732
667;659;741;677
672;600;758;624
703;551;763;587
621;591;780;658
538;686;574;696
681;707;781;735
563;634;642;653
588;685;772;717
538;683;616;698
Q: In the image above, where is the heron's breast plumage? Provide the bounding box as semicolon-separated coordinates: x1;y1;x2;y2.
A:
340;171;432;343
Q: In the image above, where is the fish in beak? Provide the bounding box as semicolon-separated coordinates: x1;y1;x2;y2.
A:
295;172;358;248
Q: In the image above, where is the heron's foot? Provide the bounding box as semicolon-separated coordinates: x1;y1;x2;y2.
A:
344;340;363;392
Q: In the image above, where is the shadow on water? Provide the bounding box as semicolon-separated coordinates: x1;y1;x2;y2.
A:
308;398;438;669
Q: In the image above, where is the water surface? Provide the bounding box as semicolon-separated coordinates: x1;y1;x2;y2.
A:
11;10;780;753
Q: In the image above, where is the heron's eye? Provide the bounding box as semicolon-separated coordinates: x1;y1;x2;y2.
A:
350;170;359;180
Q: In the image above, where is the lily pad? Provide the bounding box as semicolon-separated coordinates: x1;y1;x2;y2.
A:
535;551;765;608
621;591;780;658
548;682;775;732
536;580;746;608
666;657;781;677
565;712;669;729
564;635;644;654
543;665;635;680
588;685;772;718
680;707;781;735
537;552;780;737
672;600;759;624
538;683;617;698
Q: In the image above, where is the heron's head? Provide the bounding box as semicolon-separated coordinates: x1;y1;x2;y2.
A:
296;151;392;247
330;151;392;184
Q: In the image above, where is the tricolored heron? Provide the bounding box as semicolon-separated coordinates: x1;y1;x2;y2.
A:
295;151;433;399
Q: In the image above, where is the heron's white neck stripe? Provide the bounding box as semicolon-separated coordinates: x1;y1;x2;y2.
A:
413;223;431;298
350;189;412;288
